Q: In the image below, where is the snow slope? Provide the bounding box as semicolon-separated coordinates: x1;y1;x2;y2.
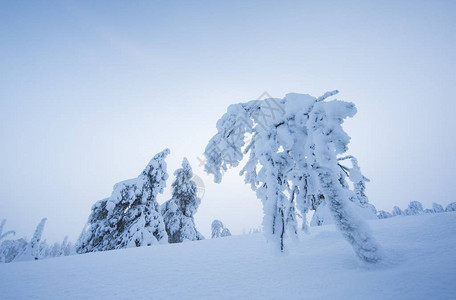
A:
1;213;455;299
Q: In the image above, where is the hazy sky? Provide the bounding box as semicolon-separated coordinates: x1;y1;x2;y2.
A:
1;0;455;243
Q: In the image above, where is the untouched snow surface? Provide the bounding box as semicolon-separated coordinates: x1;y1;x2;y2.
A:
1;213;455;299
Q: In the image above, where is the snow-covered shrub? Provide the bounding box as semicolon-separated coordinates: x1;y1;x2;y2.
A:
404;201;424;216
378;210;393;219
445;202;456;212
161;158;204;243
14;218;47;262
211;220;231;238
76;149;170;253
432;203;444;213
204;91;382;262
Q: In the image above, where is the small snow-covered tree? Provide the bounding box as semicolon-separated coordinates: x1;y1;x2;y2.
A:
38;240;50;259
392;206;403;216
49;242;61;258
204;91;381;262
0;219;15;243
377;210;392;219
76;149;170;253
59;236;69;257
14;218;47;262
445;202;456;212
64;241;73;256
404;201;424;216
211;220;231;238
211;220;224;238
221;227;232;237
161;158;204;243
432;203;444;213
0;238;27;263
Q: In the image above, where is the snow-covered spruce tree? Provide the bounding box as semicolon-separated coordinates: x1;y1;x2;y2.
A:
76;198;110;253
161;158;204;243
204;91;381;262
211;220;231;238
14;218;47;262
76;149;170;253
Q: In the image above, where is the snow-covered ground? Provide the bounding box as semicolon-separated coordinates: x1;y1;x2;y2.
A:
1;212;455;299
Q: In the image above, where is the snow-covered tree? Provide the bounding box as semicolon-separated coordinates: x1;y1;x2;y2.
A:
404;201;424;216
59;236;69;256
0;238;27;263
378;210;392;219
63;241;73;256
221;227;232;237
49;242;61;258
161;158;204;243
211;220;224;238
432;203;444;213
392;206;403;216
445;202;456;212
76;198;110;253
0;219;15;243
76;149;170;253
204;91;381;262
211;220;231;238
38;240;50;259
14;218;47;262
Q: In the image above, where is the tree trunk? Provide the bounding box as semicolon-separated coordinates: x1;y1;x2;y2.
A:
317;167;382;263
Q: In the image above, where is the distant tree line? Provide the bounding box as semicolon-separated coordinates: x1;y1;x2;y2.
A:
377;201;456;219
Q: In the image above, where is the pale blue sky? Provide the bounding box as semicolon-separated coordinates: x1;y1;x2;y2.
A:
1;0;455;242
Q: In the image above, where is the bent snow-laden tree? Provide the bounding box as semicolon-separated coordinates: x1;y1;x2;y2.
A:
76;149;170;253
14;218;47;262
204;91;382;263
161;158;204;243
